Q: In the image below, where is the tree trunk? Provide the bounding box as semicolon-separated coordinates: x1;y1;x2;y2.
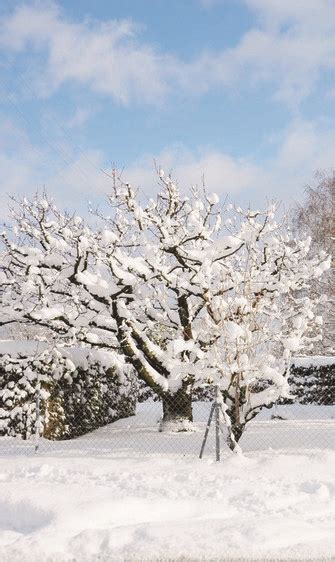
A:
226;420;244;451
159;387;193;432
224;380;245;451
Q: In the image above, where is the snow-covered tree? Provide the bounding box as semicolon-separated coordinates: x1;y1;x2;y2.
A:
198;206;330;448
107;172;244;429
0;175;330;442
0;180;234;430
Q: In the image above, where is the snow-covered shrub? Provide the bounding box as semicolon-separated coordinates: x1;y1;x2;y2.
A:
0;343;137;440
58;350;138;438
288;356;334;405
0;347;71;439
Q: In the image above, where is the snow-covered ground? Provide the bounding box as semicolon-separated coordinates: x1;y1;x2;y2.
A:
1;401;335;561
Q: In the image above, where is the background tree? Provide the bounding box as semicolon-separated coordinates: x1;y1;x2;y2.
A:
292;170;334;354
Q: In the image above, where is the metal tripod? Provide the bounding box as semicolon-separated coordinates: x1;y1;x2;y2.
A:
199;386;227;461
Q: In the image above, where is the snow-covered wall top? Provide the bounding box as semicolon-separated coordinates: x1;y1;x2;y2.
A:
0;340;125;372
292;356;335;368
0;340;48;356
0;340;334;371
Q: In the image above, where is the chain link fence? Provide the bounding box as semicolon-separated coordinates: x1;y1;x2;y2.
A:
1;342;334;459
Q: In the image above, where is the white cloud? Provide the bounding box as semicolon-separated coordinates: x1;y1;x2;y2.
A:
66;108;92;129
122;119;335;208
1;115;335;218
2;1;335;106
0;3;171;104
194;0;335;104
274;119;335;181
245;0;335;30
193;0;335;104
0;116;112;219
0;148;41;222
123;146;262;199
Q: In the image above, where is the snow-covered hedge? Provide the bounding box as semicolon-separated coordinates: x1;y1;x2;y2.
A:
288;356;334;405
0;342;138;440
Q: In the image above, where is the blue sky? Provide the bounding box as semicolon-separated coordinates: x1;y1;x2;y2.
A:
1;0;335;216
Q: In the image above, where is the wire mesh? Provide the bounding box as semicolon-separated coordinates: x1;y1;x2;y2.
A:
1;351;334;459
